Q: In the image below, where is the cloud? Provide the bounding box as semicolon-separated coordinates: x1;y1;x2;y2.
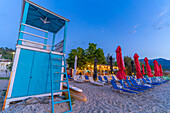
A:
130;30;136;34
158;9;168;18
154;5;170;30
129;24;139;34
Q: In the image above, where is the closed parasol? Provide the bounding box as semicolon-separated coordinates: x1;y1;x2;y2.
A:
133;53;143;79
144;57;153;77
115;46;126;80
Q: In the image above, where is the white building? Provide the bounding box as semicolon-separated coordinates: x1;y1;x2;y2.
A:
0;59;12;71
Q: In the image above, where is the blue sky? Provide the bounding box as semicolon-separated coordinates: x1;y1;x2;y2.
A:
0;0;170;59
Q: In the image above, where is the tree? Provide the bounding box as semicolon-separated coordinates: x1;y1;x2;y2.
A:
67;43;106;69
66;47;85;69
105;53;115;65
124;56;134;76
114;61;117;66
0;47;15;60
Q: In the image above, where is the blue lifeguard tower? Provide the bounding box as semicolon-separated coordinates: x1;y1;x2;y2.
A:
3;0;72;112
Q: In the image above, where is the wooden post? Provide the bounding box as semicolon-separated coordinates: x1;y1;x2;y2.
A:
63;21;68;53
43;32;48;49
51;33;56;51
18;1;29;45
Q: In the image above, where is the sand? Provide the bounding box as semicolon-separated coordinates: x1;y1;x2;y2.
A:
0;80;9;111
71;81;170;113
0;80;170;113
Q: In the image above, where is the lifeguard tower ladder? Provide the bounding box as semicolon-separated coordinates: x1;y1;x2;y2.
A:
3;0;72;112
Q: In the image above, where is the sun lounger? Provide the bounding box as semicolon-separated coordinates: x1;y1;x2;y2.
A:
73;75;84;83
144;76;162;84
156;77;167;83
98;76;108;84
111;76;119;82
142;77;160;85
85;75;90;81
125;77;149;90
111;80;138;94
103;76;110;83
119;79;144;92
163;76;170;81
89;77;104;86
130;77;152;89
68;75;73;80
81;75;89;82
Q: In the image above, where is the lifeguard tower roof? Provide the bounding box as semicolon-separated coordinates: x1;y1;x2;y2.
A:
21;0;70;33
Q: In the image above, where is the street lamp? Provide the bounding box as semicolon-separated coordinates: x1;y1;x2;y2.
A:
12;52;15;62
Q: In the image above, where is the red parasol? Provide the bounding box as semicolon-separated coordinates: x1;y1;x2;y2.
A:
144;57;153;77
115;46;126;80
159;65;163;77
153;60;160;77
133;53;143;79
142;64;145;75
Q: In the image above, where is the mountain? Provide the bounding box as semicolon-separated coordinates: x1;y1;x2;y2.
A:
139;58;170;70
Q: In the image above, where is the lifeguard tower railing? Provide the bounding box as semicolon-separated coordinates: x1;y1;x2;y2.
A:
3;0;72;112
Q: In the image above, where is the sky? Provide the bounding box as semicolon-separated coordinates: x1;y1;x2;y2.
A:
0;0;170;60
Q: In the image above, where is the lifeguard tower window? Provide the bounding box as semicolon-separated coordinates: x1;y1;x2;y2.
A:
18;0;69;52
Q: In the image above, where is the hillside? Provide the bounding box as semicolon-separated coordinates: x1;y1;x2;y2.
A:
0;47;15;60
140;58;170;70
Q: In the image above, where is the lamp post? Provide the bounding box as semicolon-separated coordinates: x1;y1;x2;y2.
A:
12;52;15;62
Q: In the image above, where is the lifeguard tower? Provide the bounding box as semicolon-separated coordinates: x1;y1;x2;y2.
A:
3;0;72;112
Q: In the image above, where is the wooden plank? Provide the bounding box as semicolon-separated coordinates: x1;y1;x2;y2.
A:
22;23;48;33
2;71;13;110
18;1;29;45
20;31;47;39
19;39;50;47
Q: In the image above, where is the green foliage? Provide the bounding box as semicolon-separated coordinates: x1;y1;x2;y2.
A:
105;53;115;65
114;61;117;66
0;47;15;60
7;63;13;71
124;56;134;76
0;77;9;80
66;47;86;69
150;65;154;70
67;43;106;69
168;75;170;77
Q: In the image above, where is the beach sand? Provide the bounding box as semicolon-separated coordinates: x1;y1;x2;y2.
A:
71;81;170;113
0;80;170;113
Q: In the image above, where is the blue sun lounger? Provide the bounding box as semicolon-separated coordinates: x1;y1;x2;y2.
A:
144;76;162;85
111;76;120;82
130;77;153;89
119;80;144;92
142;77;160;85
85;75;89;81
103;76;110;83
125;77;149;90
98;76;108;83
111;80;138;94
68;75;73;80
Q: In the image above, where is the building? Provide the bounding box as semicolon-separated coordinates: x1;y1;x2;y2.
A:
0;59;12;71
